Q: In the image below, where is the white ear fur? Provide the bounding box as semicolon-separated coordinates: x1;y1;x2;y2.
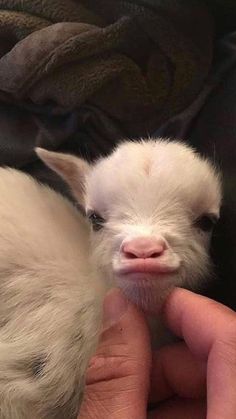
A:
35;148;90;204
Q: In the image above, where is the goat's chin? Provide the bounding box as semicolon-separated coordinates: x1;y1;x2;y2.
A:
115;273;177;315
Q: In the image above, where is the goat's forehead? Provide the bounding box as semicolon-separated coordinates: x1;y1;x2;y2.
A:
86;140;221;215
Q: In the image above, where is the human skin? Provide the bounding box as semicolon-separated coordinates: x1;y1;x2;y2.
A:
78;288;236;419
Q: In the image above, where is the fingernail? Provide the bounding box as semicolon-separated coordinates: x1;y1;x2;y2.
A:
102;288;128;330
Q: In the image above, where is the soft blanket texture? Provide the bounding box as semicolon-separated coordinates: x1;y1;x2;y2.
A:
0;0;213;189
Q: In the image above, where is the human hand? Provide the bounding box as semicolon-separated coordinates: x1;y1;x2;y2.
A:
149;288;236;419
79;288;236;419
78;288;151;419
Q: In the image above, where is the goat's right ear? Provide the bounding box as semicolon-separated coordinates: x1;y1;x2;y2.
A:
35;148;90;205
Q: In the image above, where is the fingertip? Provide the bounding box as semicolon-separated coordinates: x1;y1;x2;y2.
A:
102;288;128;330
100;288;151;358
162;287;236;360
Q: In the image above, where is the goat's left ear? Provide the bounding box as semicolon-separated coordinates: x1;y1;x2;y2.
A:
35;148;91;204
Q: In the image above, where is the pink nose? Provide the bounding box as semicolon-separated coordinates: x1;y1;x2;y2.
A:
121;237;166;260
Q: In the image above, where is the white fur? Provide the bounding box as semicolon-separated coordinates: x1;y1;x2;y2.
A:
0;138;222;417
85;140;221;313
0;169;105;419
37;138;222;345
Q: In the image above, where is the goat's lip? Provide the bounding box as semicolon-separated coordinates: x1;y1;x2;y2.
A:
114;259;178;276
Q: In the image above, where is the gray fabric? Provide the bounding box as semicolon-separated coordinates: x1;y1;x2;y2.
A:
0;0;213;197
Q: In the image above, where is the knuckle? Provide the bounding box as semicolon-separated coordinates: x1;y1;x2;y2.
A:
86;352;142;385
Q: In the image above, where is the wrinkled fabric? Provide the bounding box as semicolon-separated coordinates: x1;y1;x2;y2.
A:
0;0;213;193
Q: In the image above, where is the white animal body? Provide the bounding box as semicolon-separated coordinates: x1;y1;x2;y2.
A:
39;139;221;316
0;169;105;419
0;138;221;418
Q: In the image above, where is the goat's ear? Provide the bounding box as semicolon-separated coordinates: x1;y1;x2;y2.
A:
35;148;90;204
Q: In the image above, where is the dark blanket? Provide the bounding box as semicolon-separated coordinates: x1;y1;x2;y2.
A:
0;0;214;193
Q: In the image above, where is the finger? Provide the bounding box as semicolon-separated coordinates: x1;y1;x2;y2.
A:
163;288;236;359
79;288;151;419
149;342;206;403
207;331;236;419
148;397;206;419
163;288;236;419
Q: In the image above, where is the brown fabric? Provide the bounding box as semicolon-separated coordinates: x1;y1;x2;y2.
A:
0;0;214;192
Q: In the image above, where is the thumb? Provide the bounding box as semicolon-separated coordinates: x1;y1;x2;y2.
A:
79;288;151;419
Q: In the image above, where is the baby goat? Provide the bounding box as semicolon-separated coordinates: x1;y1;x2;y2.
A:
0;139;221;418
39;139;221;315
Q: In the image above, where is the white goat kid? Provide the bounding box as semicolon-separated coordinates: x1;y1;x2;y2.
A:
0;138;221;418
38;139;221;317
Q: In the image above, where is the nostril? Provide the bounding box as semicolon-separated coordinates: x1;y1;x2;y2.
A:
150;252;162;258
125;251;138;259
